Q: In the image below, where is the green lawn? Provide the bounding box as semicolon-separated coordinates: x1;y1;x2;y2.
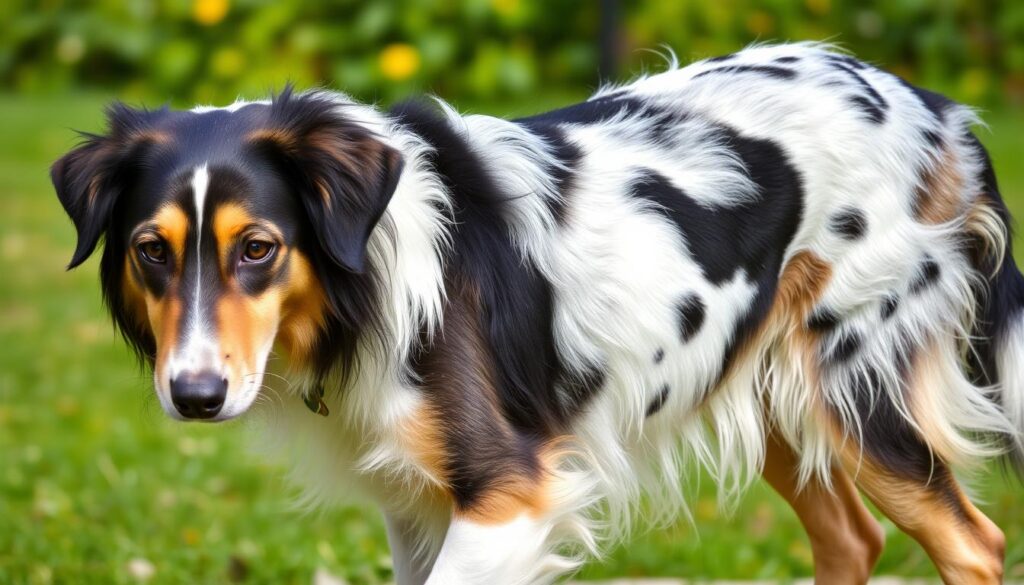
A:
0;92;1021;584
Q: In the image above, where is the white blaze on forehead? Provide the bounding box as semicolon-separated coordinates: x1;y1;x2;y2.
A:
189;164;209;341
167;164;219;378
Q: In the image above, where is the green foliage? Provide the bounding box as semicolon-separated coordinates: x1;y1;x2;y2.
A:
2;0;1022;106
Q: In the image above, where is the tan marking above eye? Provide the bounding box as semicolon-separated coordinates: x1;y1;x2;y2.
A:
147;203;190;266
211;203;285;272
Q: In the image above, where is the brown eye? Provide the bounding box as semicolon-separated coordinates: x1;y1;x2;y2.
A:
242;240;275;263
138;240;167;264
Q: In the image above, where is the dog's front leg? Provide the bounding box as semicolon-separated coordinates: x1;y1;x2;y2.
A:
425;513;554;585
384;513;440;585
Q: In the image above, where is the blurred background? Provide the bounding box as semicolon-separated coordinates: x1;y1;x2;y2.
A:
0;1;1021;583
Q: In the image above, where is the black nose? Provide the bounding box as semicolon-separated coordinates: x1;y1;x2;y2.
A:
170;371;227;419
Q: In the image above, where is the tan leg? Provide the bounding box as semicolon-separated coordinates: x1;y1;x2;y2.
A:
832;435;1005;584
762;432;884;584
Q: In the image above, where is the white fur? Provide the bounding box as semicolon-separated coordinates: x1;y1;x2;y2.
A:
999;318;1024;455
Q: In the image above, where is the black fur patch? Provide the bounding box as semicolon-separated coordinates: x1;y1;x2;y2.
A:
677;294;706;343
515;94;650;126
706;53;737;63
829;58;888;124
645;384;671;417
774;56;801;63
922;128;943;148
830;207;867;240
825;53;868;70
653;348;665;364
693;65;797;81
899;78;955;123
519;96;689;149
514;123;581;225
880;295;900;320
825;330;862;364
392;100;571;437
909;255;941;294
560;363;607;417
848;95;887;125
807;308;840;332
629;127;805;383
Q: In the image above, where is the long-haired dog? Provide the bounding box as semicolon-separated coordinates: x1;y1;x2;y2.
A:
52;43;1023;584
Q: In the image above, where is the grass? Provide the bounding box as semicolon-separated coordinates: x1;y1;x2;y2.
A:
0;91;1021;585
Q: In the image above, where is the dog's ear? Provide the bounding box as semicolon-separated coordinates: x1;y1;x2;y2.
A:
250;87;404;274
51;103;165;269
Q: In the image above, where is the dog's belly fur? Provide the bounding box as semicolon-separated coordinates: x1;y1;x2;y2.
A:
253;43;1018;582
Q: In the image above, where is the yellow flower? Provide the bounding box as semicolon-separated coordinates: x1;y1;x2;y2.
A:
379;43;421;81
194;0;229;26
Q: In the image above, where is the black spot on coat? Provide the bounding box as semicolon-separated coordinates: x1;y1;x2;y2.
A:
909;256;941;294
825;330;862;365
693;65;797;81
880;295;900;320
677;295;706;343
646;384;671;417
807;308;840;333
830;208;867;240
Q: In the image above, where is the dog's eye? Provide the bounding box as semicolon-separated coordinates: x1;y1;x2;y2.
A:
242;240;276;263
138;240;167;264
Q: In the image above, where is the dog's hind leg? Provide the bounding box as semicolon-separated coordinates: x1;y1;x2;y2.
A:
823;372;1006;585
762;431;884;584
833;440;1005;584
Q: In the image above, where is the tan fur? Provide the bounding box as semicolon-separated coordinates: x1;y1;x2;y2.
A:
762;431;884;585
965;196;1009;278
459;447;563;525
121;256;150;333
216;288;281;385
150;293;181;385
828;419;1006;584
718;251;833;390
915;148;966;225
773;250;835;364
246;128;299;153
211;203;254;275
152;203;189;264
276;251;327;367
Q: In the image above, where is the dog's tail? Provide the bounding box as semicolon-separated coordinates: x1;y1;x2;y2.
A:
966;137;1024;468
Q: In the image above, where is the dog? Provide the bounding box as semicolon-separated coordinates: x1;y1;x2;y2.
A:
52;42;1023;584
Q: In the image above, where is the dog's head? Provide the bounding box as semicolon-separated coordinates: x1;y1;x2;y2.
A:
51;89;403;421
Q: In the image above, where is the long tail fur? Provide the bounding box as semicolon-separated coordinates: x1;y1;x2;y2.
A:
966;137;1024;466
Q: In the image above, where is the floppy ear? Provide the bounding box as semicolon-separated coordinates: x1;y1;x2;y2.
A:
251;87;405;274
51;103;165;269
